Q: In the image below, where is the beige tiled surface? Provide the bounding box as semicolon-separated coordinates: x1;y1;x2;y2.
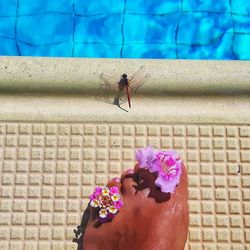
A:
0;122;249;250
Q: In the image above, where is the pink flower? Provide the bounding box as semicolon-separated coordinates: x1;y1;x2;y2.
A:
94;187;102;195
154;150;182;193
110;186;119;194
89;186;123;223
90;186;102;200
114;200;123;209
89;194;95;201
135;146;157;172
136;147;182;193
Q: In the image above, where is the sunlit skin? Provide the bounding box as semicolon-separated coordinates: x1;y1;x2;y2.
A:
83;163;189;250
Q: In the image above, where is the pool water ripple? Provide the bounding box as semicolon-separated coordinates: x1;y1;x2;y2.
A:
0;0;249;59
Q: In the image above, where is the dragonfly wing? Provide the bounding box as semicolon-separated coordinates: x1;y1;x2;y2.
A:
96;93;128;106
99;74;118;93
117;97;128;105
128;65;146;82
97;73;128;106
128;65;150;94
95;96;114;105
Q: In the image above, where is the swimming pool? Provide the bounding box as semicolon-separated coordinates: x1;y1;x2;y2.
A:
0;0;250;59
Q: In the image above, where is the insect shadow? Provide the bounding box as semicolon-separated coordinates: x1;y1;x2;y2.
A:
95;65;150;112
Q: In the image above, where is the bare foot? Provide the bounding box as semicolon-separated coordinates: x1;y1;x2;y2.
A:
81;162;188;250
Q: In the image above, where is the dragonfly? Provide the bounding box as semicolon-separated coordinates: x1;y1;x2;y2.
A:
97;65;150;109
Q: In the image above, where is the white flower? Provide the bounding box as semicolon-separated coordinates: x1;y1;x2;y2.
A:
108;205;118;215
90;199;100;208
102;187;110;196
99;208;108;218
111;193;120;202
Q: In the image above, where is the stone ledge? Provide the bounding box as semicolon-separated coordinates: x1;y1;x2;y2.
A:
0;94;249;124
0;57;249;124
0;57;250;95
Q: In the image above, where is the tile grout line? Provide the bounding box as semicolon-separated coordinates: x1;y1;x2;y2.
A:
226;126;232;247
14;0;21;56
212;127;217;247
238;126;244;246
226;126;235;247
229;0;237;59
1;9;250;18
71;0;76;57
2;34;250;46
1;122;249;249
120;0;127;58
224;125;230;248
198;125;202;248
174;0;183;59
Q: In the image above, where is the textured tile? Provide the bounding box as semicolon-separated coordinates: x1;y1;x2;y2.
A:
0;1;18;16
177;33;234;60
126;0;181;14
178;13;233;46
74;15;123;44
231;0;250;15
183;0;230;12
17;14;73;45
74;0;124;15
0;122;249;250
74;43;121;58
0;17;16;39
18;0;72;15
0;0;250;59
122;44;177;59
124;13;181;44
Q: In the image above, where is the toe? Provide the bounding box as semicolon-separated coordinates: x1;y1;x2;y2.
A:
107;177;122;191
121;168;137;196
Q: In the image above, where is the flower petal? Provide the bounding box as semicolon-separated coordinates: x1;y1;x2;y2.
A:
114;200;123;209
94;186;102;195
102;187;110;196
135;146;155;170
110;186;119;194
135;149;144;165
89;194;95;201
111;193;120;202
161;150;179;159
90;199;100;208
99;208;108;218
148;157;160;173
108;205;118;214
155;173;180;193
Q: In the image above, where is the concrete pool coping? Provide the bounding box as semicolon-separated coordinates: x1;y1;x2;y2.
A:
0;56;249;124
0;56;250;250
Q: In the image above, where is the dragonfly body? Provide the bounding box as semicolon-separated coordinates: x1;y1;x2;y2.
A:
115;74;131;107
118;74;129;90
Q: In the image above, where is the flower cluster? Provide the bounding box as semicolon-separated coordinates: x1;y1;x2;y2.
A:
136;146;182;193
89;186;123;222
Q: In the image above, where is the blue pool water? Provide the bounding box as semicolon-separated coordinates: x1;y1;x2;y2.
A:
0;0;250;59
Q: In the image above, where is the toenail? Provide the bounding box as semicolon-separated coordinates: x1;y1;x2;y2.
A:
125;169;134;174
111;177;121;183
